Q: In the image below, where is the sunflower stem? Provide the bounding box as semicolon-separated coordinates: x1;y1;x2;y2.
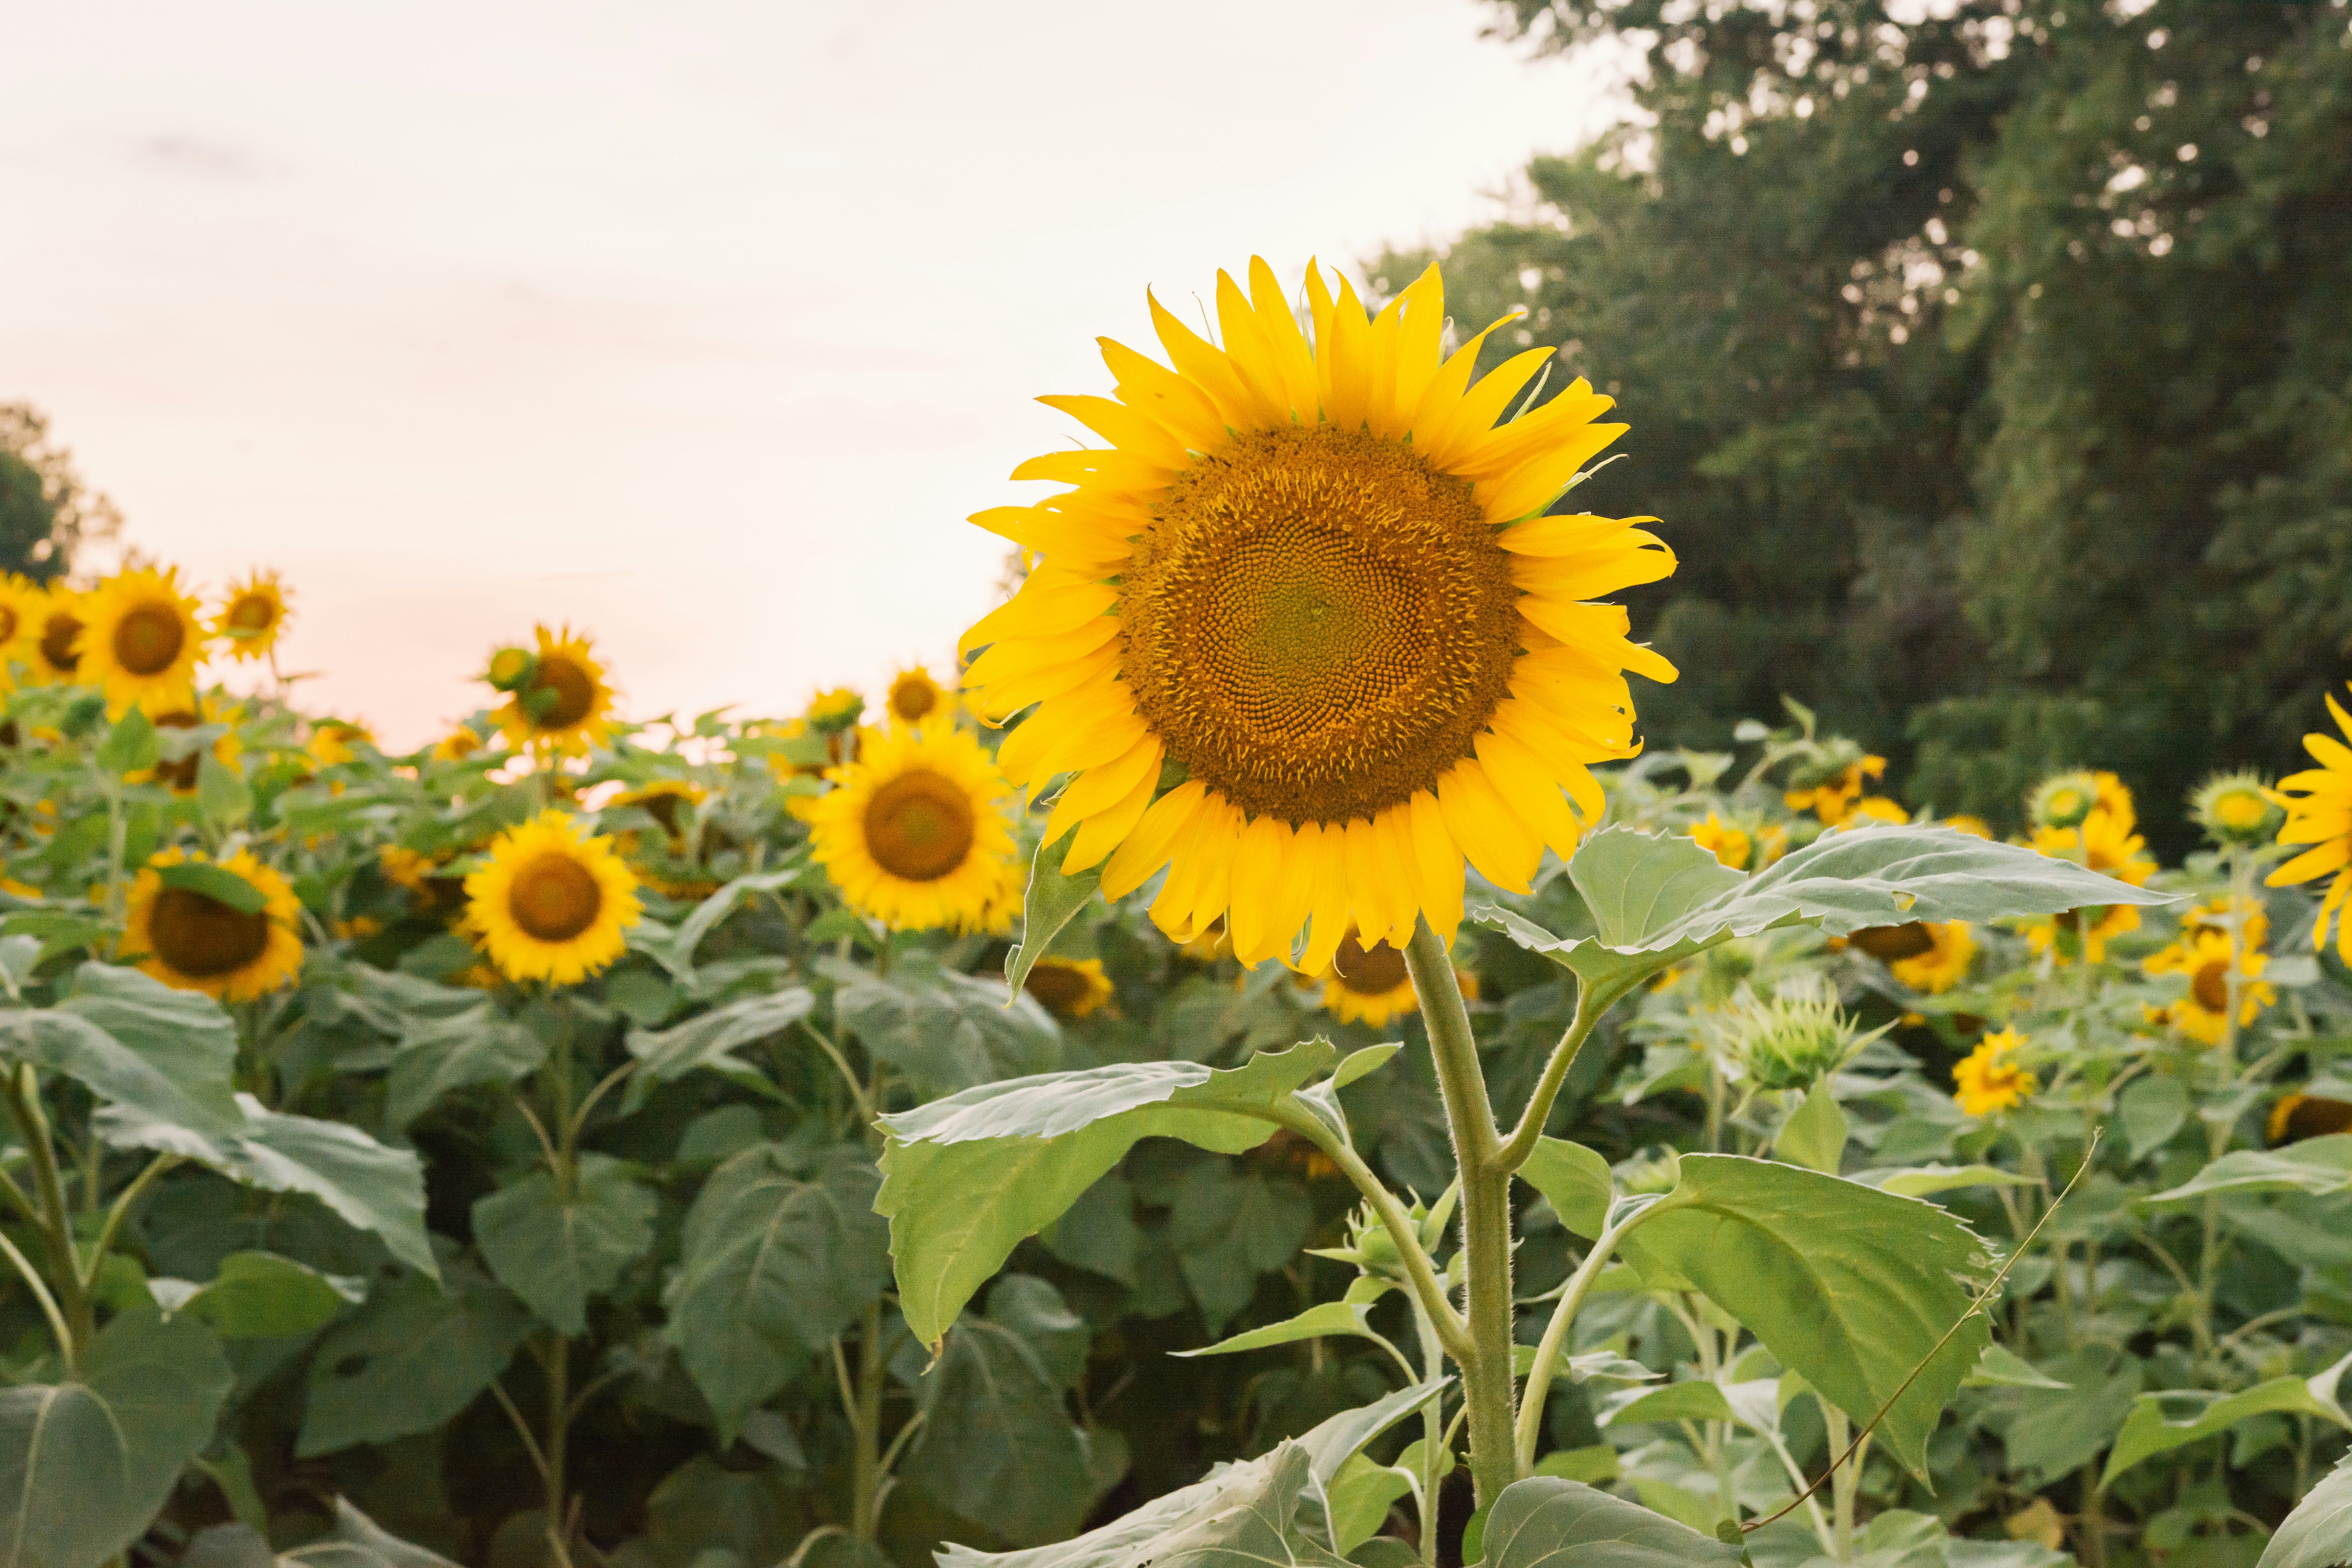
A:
1404;918;1518;1508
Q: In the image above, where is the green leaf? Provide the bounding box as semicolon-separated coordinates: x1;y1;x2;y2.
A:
1865;1165;2039;1200
906;1316;1100;1545
154;860;270;915
1597;1378;1737;1428
281;1499;465;1568
2103;1369;2352;1488
0;963;244;1138
1173;1300;1377;1358
2148;1137;2352;1204
472;1152;658;1336
661;1145;889;1441
876;1042;1338;1350
1004;829;1102;996
98;1093;437;1279
1775;1082;1848;1173
1964;1344;2071;1390
1327;1452;1416;1557
986;1274;1091;1389
826;955;1060;1096
1532;1446;1619;1485
296;1270;532;1456
1482;1476;1745;1568
2259;1448;2352;1568
2118;1074;2192;1161
383;1003;547;1129
194;753;254;829
96;708;159;774
670;867;802;973
154;1250;365;1339
1167;1161;1312;1334
1622;1154;1996;1477
623;986;813;1109
0;1306;234;1568
1477;824;2172;989
1517;1136;1614;1239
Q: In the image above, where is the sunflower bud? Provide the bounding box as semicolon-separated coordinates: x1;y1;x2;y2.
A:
2028;771;2099;831
2190;771;2284;848
485;646;536;692
1717;978;1861;1091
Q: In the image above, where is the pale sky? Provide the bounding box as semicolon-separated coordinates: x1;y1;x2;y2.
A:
2;0;1625;747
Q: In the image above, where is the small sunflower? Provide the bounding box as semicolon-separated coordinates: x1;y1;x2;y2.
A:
434;722;488;762
212;569;292;662
2269;1093;2352;1146
2267;688;2352;963
806;686;864;733
123;847;303;1002
2027;790;2156;964
1847;795;1910;828
495;626;615;756
1786;755;1887;828
1952;1027;2036;1118
78;566;209;717
2190;771;2283;847
464;810;643;984
1940;815;1995;840
0;575;43;683
1023;956;1115;1020
2144;925;2274;1046
613;779;706;850
1319;931;1419;1026
960;258;1678;972
133;694;243;795
1690;813;1753;871
307;720;375;769
885;665;950;728
26;584;87;686
1852;920;1977;993
805;724;1019;933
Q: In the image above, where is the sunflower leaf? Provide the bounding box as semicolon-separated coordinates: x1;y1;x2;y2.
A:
2259;1449;2352;1568
152;860;270;914
0;963;245;1138
96;708;160;775
1481;1476;1745;1568
1005;829;1101;999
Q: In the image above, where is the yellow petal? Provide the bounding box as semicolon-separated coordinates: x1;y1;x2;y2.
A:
1044;735;1163;847
1437;760;1541;893
1372;806;1426;949
1475;727;1579;860
1408;789;1465;948
1102;780;1208;898
1248;256;1322;418
1150;291;1260;430
1301;826;1353;976
2269;837;2352;888
1098;336;1229;452
1064;758;1160;875
960;577;1117;657
1268;822;1320;971
1037;394;1192;470
1227;813;1292;965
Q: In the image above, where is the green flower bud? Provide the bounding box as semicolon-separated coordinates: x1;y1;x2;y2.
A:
1718;978;1860;1091
2190;771;2284;848
2028;770;2100;831
485;646;535;691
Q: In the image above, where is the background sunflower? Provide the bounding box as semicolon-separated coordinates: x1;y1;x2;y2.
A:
27;584;85;685
463;809;641;984
0;574;42;685
79;564;208;715
213;568;292;662
884;665;948;728
495;624;615;756
122;846;303;1001
804;723;1016;933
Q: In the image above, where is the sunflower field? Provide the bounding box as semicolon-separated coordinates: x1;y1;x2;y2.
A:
9;255;2352;1568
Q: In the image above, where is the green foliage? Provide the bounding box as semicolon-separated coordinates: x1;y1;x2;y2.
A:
1483;1476;1744;1568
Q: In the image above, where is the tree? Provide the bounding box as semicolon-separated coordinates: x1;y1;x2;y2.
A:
0;405;122;585
1375;0;2352;849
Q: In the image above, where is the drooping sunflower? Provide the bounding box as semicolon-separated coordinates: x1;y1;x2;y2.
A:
1952;1027;2036;1117
1786;755;1886;828
0;575;43;684
1023;956;1115;1020
123;847;303;1001
2268;688;2352;963
959;258;1677;971
134;694;244;795
212;569;292;662
2144;924;2274;1046
1890;921;1975;995
885;665;950;728
805;724;1019;933
26;584;85;686
495;626;615;756
464;810;643;984
79;566;209;717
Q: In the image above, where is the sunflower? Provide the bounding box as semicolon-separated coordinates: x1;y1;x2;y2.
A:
2028;771;2100;832
1786;755;1887;828
1940;815;1995;840
434;722;487;762
2267;688;2352;963
885;666;950;728
307;720;375;769
1847;795;1909;827
464;810;643;984
1316;929;1479;1027
495;626;615;756
2027;789;2156;963
1690;813;1753;871
2144;925;2274;1046
24;584;85;686
1889;921;1975;994
212;569;291;662
959;258;1677;971
805;724;1019;933
1023;956;1115;1020
613;779;706;849
78;566;209;717
123;847;303;1002
2269;1093;2352;1146
1952;1027;2036;1117
0;575;43;683
133;694;244;795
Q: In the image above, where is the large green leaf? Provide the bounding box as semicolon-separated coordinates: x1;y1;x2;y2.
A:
2146;1137;2352;1204
622;986;814;1108
2102;1360;2352;1487
2261;1449;2352;1568
0;962;244;1137
877;1042;1338;1350
296;1270;532;1456
1481;1476;1744;1568
1518;1136;1614;1239
826;955;1060;1095
98;1094;437;1278
1476;824;2171;989
661;1145;890;1441
150;1250;365;1339
1004;828;1102;995
382;1002;546;1129
0;1306;234;1568
1166;1161;1312;1334
1621;1154;1995;1477
472;1152;658;1336
906;1316;1100;1545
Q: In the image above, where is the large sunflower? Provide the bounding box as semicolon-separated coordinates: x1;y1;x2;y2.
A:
27;585;86;686
464;810;642;984
2269;688;2352;963
805;723;1019;933
212;569;292;662
959;258;1676;970
495;625;615;756
123;847;303;1001
0;575;43;684
80;566;208;716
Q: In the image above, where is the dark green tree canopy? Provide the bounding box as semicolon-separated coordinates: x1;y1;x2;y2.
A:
0;405;120;586
1378;0;2352;848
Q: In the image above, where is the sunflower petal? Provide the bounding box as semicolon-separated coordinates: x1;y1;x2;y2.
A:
1102;780;1208;899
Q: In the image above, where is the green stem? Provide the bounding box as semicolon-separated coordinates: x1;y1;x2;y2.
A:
1513;1195;1684;1468
3;1068;90;1366
1404;919;1517;1508
1272;1104;1470;1361
0;1224;73;1366
102;785;126;929
852;1299;886;1541
1825;1408;1860;1561
1496;980;1619;1172
543;1335;575;1568
1408;1293;1447;1568
80;1153;181;1291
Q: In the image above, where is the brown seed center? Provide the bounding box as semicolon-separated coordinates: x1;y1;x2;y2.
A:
114;604;187;676
1850;923;1936;962
1333;932;1411;996
2192;958;2231;1014
526;655;597;730
1024;963;1093;1016
890;677;939;723
229;594;276;632
863;769;976;881
153;711;201;791
509;853;603;942
40;612;82;675
149;886;270;977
